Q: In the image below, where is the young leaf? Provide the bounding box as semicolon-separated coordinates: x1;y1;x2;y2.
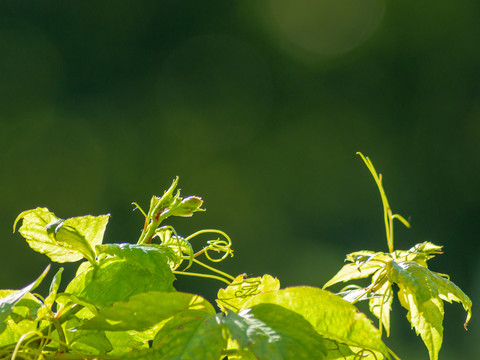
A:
65;251;175;308
369;270;393;337
386;260;472;360
14;208;109;263
0;291;42;347
105;331;149;356
223;303;327;360
63;316;113;356
323;251;390;289
124;310;226;360
44;267;64;309
393;242;443;267
84;291;215;331
242;286;391;358
0;265;50;333
56;214;110;263
95;243;177;277
54;226;97;264
216;274;280;313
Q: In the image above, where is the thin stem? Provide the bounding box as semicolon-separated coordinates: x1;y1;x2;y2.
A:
172;270;231;285
190;258;235;281
386;345;401;360
52;318;67;352
185;229;231;243
357;153;410;254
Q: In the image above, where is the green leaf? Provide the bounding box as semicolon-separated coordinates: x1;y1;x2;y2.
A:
44;267;64;309
84;291;215;331
393;242;443;267
216;274;280;313
65;248;175;307
63;316;113;355
53;226;97;264
324;251;389;289
369;270;393;337
14;208;109;263
386;260;472;360
124;310;226;360
0;291;42;347
242;286;390;358
95;243;176;278
223;303;327;360
105;331;149;356
0;265;50;333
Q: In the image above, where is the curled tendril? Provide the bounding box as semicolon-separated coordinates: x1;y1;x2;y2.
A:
152;227;235;283
186;229;234;262
353;348;378;360
227;276;262;299
204;238;233;262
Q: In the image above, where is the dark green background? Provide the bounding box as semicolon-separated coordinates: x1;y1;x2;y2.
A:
0;1;478;358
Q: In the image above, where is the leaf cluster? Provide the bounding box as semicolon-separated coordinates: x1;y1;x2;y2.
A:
323;154;472;360
0;157;472;360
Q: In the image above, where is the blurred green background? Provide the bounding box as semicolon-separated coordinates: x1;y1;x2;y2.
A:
0;1;478;358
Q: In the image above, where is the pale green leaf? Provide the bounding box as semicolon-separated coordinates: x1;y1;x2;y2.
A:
63;214;110;251
397;288;443;360
393;242;443;267
14;208;79;262
369;270;393;337
223;303;327;360
434;272;472;328
84;291;215;331
65;254;175;308
324;251;389;289
0;265;50;333
105;331;149;356
387;261;444;360
216;274;280;313
64;316;113;356
323;263;380;289
14;208;109;263
44;267;64;308
95;243;175;278
241;286;390;358
0;291;42;347
125;310;226;360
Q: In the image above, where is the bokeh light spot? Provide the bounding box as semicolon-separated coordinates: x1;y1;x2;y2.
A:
269;0;385;56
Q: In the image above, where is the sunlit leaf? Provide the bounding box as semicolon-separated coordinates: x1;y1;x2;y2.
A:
0;291;42;347
0;265;49;333
242;286;390;358
369;270;393;337
324;251;389;289
216;274;280;313
64;316;113;356
393;242;443;267
323;263;380;289
65;253;175;308
44;267;64;309
386;260;472;360
14;208;109;263
124;310;225;360
105;331;149;356
84;291;215;331
223;303;327;359
95;243;176;277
